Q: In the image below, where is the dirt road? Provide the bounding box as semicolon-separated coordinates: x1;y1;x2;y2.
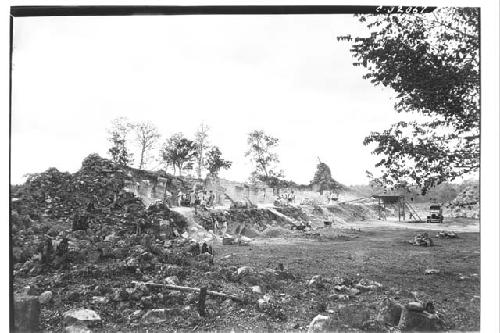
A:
214;227;480;331
335;218;479;232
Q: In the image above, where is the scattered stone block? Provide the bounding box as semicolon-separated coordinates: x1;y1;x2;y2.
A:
141;309;168;324
407;301;424;312
14;294;40;332
251;286;263;294
308;275;325;288
237;266;254;276
39;290;53;304
257;294;273;310
398;307;444;331
376;298;403;326
164;276;180;285
425;269;441;275
63;309;102;328
308;314;331;333
64;325;93;333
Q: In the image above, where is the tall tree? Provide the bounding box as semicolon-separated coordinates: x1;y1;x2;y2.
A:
340;8;479;194
161;133;198;176
132;121;160;170
245;130;280;179
194;123;210;179
108;132;132;166
107;117;133;166
205;146;232;178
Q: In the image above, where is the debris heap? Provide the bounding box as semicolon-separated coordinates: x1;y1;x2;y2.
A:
436;230;458;239
445;182;479;219
409;233;434;247
11;154;188;275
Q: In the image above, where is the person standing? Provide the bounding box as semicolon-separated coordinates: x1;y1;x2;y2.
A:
164;190;172;207
177;190;184;207
208;190;215;208
190;190;196;207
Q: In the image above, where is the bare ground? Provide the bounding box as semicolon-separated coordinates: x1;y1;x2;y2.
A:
210;220;480;331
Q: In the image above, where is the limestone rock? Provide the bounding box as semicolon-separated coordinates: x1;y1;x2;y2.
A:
14;294;40;332
164;276;180;285
376;298;403;326
142;309;168;324
425;269;441;275
398;307;445;331
251;286;263;294
407;301;424;312
39;290;53;304
237;266;254;276
257;294;273;310
308;275;325;288
65;325;93;333
63;309;102;328
308;314;331;333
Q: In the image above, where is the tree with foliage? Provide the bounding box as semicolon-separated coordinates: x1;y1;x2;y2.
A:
205;146;232;178
108;132;132;167
245;130;280;180
132;121;160;170
161;133;198;176
194;123;210;179
340;8;479;194
310;159;344;193
107;117;133;166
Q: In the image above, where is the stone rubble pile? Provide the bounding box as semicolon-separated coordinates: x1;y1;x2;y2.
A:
445;182;479;219
308;297;445;332
436;230;458;239
409;233;434;246
11;154;191;277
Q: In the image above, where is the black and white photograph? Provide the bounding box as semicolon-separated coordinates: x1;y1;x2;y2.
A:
6;3;499;332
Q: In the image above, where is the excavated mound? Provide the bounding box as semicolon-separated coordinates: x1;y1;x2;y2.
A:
445;182;479;219
193;207;304;238
11;154;189;275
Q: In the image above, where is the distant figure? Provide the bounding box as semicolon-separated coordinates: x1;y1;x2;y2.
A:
221;221;228;236
163;190;172;207
190;190;196;207
196;191;203;206
203;191;210;207
177;191;184;207
208;190;215;208
328;192;337;204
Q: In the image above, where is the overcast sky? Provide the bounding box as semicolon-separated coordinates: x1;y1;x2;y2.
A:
11;14;409;185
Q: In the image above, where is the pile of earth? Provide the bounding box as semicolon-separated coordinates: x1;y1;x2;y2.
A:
192;206;307;238
11;154;190;274
300;202;389;227
13;239;304;331
445;182;479;219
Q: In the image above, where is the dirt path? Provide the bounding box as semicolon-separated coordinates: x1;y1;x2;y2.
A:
336;218;479;232
214;228;480;331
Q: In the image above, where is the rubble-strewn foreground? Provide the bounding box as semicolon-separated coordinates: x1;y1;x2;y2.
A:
11;155;480;332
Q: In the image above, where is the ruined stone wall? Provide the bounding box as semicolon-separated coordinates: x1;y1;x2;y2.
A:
124;171;353;208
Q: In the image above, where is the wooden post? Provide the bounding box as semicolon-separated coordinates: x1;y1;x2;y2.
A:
198;286;208;316
398;197;401;221
378;198;381;220
402;197;406;221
